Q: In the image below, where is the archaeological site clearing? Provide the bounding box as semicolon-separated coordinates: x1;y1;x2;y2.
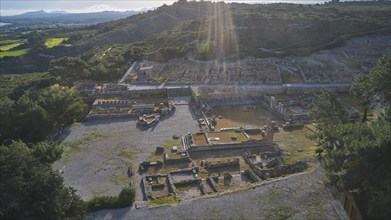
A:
55;77;360;208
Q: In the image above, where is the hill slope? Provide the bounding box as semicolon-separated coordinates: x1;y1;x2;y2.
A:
1;1;390;75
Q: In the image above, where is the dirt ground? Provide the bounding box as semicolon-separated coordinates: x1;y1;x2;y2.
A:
210;105;280;130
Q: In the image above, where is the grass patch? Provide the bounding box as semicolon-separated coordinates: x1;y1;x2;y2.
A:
258;187;286;208
274;126;317;165
163;140;181;147
44;37;70;48
0;48;30;58
119;150;136;160
166;153;181;159
60;131;104;162
282;146;316;165
149;194;178;207
111;175;129;185
208;131;248;143
147;154;162;161
152;75;164;83
265;206;297;220
163;139;181;152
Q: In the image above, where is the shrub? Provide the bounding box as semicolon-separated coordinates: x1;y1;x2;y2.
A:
86;196;118;212
86;187;136;212
116;187;136;207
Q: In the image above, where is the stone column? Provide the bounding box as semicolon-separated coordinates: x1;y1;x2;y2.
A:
277;103;282;113
270;96;275;109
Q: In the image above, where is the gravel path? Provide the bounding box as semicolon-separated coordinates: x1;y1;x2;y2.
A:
53;98;200;200
87;164;341;220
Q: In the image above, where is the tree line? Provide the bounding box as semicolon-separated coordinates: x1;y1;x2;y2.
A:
0;72;136;219
48;45;143;83
310;55;391;219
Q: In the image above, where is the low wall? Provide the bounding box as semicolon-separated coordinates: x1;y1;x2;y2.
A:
174;179;201;187
85;112;136;120
205;158;240;170
189;140;274;152
243;169;261;182
167;87;191;97
87;88;169;99
206;177;218;192
163;153;192;164
243;151;308;180
285;84;351;95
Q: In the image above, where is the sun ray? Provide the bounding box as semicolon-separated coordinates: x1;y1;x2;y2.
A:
193;1;241;85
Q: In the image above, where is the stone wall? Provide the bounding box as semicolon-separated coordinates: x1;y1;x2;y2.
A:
188;140;275;152
243;151;308;180
163;153;192;164
82;84;169;99
205;158;240;170
167;87;191;97
285;84;351;95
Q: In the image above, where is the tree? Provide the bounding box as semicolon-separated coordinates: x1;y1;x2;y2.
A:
351;74;373;122
49;57;90;85
0;141;86;219
0;97;14;143
309;89;349;127
351;55;391;122
311;56;391;219
37;85;87;125
314;111;391;219
369;55;391;101
13;94;53;143
0;85;87;145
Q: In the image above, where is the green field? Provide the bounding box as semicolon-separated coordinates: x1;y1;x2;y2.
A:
0;39;23;45
0;43;24;51
44;37;70;48
0;49;30;59
149;194;178;207
0;39;28;58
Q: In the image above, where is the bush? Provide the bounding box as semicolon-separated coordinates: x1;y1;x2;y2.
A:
86;187;136;212
86;196;117;212
117;187;136;207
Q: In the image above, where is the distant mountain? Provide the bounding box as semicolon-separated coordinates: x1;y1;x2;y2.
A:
0;10;144;27
49;11;68;14
18;10;48;17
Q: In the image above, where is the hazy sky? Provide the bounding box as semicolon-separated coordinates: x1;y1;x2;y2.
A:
0;0;329;16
